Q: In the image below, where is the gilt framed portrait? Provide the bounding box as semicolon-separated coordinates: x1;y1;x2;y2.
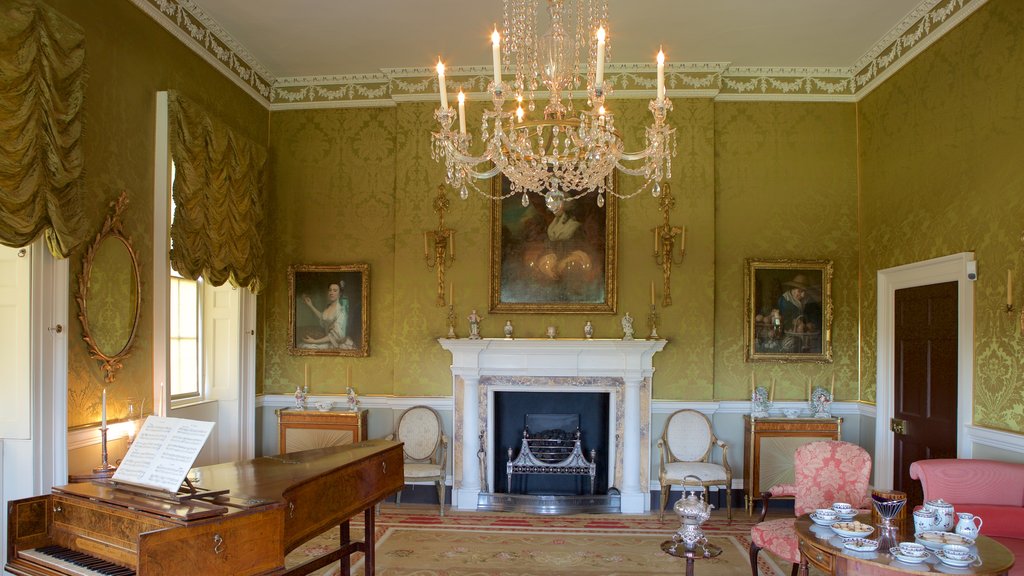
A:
744;258;832;363
489;176;617;313
288;264;369;357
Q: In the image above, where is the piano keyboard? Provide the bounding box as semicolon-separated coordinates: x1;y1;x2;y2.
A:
19;546;136;576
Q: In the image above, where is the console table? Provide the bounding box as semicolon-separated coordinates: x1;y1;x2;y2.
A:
276;408;368;454
742;415;842;512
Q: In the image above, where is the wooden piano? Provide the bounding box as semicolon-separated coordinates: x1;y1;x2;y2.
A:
6;439;403;576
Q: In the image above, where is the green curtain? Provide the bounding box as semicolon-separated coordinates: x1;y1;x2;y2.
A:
167;91;267;294
0;0;87;258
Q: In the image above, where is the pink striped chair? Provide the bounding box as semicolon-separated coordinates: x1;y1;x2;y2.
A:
749;440;872;576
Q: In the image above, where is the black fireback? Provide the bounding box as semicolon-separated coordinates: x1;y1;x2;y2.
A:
494;391;610;495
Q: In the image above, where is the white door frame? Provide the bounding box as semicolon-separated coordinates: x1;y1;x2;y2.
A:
874;252;975;489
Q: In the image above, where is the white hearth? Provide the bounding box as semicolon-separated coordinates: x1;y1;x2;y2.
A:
438;338;666;514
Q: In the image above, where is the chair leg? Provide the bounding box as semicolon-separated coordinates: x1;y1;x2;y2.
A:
790;562;800;576
435;480;445;517
396;488;402;507
749;541;761;576
726;487;733;521
659;484;670;520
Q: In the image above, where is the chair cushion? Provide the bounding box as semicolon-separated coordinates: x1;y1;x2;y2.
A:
750;518;799;564
793;441;872;515
404;462;442;479
661;462;728;483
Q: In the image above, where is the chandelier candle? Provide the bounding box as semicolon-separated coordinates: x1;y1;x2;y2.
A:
435;60;448;109
657;49;666;101
595;27;605;87
491;28;501;84
457;90;466;135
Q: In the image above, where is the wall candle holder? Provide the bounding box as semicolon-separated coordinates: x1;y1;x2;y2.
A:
424;185;456;306
652;184;685;307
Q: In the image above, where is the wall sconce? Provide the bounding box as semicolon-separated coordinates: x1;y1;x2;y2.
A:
424;185;455;306
652;184;685;307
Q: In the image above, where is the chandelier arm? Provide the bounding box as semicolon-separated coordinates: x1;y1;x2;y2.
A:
618;149;653;162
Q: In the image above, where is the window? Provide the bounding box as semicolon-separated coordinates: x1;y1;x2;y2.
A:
169;271;201;400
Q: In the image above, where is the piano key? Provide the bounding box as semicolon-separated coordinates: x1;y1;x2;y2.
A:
19;545;136;576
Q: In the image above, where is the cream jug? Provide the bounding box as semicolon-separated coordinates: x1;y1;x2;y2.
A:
954;512;983;539
913;508;939;534
924;498;955;531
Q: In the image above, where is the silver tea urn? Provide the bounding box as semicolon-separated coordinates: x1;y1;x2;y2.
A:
672;476;714;549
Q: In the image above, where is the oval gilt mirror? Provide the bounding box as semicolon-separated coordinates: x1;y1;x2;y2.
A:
76;191;141;383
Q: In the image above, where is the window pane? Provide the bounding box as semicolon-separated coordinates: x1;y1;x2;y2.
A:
169;275;200;398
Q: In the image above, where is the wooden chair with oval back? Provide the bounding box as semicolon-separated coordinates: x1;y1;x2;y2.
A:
388;405;448;516
657;409;733;521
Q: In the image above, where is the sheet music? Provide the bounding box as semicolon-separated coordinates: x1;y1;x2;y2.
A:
112;416;215;493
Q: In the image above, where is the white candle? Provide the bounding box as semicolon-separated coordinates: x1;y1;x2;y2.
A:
450;281;455;306
304;363;309;391
656;49;665;101
595;27;606;87
436;60;448;109
347;366;352;388
650;280;656;306
101;388;107;430
491;28;502;84
750;372;755;394
680;226;686;252
831;373;836;396
770;379;775;402
457;90;466;135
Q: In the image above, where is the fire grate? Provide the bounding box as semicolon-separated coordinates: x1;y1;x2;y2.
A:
506;421;597;495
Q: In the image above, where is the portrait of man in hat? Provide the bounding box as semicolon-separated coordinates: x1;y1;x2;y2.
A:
746;260;832;361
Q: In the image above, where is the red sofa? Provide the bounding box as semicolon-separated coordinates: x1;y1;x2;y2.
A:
910;458;1024;574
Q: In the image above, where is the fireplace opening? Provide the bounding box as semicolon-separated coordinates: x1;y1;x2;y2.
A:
493;391;610;495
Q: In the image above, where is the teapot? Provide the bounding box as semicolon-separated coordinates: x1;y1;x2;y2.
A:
672;476;714;549
923;498;955;531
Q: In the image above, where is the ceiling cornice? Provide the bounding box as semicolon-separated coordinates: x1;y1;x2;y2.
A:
132;0;987;111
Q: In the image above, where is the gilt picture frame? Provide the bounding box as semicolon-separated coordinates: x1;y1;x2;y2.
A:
489;176;617;313
288;264;369;357
744;258;833;363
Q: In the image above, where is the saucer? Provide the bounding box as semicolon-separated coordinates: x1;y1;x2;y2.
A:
831;521;874;538
934;550;977;568
843;537;878;552
809;512;838;526
888;547;930;564
835;511;857;520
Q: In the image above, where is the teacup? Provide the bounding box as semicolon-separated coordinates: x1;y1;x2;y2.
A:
832;502;854;516
315;401;334;411
913;508;939;534
942;544;971;561
897;542;927;557
815;508;839;521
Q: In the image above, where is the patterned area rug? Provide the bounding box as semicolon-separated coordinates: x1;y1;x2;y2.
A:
285;507;790;576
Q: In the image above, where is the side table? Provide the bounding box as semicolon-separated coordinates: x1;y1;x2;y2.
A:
660;540;723;576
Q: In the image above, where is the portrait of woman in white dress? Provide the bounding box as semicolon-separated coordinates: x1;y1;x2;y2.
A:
289;264;369;357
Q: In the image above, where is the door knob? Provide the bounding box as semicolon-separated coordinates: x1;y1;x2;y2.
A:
890;418;908;435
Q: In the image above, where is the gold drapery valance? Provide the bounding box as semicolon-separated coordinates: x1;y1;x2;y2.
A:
167;91;266;294
0;0;87;258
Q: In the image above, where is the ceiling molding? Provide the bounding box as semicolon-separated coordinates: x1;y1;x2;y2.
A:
132;0;987;110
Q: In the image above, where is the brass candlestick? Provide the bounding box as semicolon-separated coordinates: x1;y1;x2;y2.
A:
652;184;685;307
424;185;456;306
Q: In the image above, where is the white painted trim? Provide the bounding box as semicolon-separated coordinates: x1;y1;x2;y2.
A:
269;99;396;111
965;425;1024;454
34;248;68;489
713;93;857;103
153;92;171;417
238;290;257;459
875;252;975;489
127;0;270;108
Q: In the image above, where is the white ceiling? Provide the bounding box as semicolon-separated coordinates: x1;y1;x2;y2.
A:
189;0;928;80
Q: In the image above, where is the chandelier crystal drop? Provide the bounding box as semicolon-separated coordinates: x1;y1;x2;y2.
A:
430;0;675;212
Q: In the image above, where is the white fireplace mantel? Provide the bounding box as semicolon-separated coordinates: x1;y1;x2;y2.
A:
439;338;666;513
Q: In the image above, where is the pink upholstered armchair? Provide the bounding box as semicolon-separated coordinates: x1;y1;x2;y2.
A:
749;440;872;576
910;458;1023;575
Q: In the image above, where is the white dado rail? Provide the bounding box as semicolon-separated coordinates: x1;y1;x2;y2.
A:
438;338;666;513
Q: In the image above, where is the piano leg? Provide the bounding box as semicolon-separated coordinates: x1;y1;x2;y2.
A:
339;521;350;576
363;507;376;574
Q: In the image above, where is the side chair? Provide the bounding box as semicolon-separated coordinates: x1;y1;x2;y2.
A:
657;409;733;520
388;405;448;516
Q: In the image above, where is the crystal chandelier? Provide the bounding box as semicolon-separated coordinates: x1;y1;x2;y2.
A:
431;0;675;212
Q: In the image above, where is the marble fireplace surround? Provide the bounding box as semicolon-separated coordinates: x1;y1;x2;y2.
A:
438;338;666;513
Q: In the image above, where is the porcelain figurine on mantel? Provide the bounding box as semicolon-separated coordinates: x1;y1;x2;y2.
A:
468;309;482;340
621;313;635;340
750;386;772;418
504;320;514;339
584;321;594;339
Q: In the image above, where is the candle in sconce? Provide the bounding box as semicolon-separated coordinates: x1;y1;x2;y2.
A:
595;27;606;87
457;90;466;135
656;49;666;101
650;280;656;306
423;232;429;257
449;232;454;258
653;227;659;253
680;226;686;253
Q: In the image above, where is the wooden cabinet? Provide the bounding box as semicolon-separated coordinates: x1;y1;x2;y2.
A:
276;408;368;454
743;415;842;512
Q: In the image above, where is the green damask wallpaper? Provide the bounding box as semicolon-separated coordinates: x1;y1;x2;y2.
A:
714;102;860;402
51;0;268;429
858;0;1024;432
